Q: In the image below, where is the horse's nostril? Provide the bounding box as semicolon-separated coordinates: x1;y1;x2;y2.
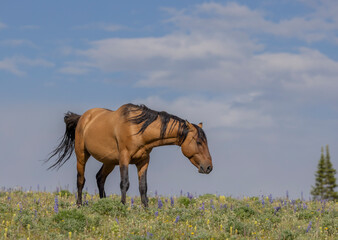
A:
206;166;212;173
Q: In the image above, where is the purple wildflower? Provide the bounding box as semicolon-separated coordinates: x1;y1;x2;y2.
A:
158;198;163;209
201;202;205;211
147;232;153;238
170;197;174;207
274;206;281;215
269;194;273;204
303;203;307;210
306;221;312;233
115;218;119;224
155;211;158;217
261;197;265;207
54;195;59;214
188;192;193;200
180;190;183;196
155;190;158;197
286;190;289;199
131;197;134;207
174;216;180;223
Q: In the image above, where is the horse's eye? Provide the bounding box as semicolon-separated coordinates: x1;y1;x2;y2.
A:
197;141;202;146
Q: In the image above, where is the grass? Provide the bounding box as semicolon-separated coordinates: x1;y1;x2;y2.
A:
0;189;337;239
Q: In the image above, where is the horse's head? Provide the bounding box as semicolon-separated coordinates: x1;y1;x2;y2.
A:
181;122;213;174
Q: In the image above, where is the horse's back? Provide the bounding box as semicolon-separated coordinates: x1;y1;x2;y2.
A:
75;107;129;164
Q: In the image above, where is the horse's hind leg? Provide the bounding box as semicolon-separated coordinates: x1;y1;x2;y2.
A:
76;150;90;206
96;163;115;198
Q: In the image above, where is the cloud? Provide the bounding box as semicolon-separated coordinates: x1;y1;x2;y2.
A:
0;56;54;76
134;94;273;130
0;39;38;48
0;22;6;30
75;22;124;32
61;1;338;101
20;25;40;30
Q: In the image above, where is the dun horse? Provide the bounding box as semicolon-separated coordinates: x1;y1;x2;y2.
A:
47;104;213;207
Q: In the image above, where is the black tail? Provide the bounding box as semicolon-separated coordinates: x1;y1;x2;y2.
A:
46;111;81;170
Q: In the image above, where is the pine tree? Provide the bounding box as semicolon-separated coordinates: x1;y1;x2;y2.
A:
324;145;337;200
311;147;326;200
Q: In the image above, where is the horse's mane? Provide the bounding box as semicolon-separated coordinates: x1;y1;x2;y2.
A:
122;104;206;144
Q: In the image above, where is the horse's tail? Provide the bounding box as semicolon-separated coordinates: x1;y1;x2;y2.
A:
46;111;81;170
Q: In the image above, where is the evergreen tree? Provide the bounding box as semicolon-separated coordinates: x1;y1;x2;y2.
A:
311;147;326;200
324;145;337;200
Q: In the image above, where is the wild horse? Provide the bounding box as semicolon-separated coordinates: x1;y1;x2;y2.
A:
47;104;213;207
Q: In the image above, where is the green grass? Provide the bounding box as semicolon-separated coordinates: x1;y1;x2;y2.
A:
0;189;337;239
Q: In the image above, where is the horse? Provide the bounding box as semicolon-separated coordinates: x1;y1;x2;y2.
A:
46;103;213;207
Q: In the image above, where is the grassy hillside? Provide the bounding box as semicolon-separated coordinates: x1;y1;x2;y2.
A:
0;189;336;239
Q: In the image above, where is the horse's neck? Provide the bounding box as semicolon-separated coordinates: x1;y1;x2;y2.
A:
143;119;181;149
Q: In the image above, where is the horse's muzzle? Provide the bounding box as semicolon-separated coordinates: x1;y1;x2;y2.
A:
199;165;213;174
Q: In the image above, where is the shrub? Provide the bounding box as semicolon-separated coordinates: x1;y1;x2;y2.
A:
90;198;127;217
234;205;256;219
53;209;87;232
177;197;195;207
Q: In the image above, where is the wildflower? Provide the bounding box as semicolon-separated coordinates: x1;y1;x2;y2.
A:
54;195;59;214
174;216;180;223
220;224;223;230
230;226;233;235
131;198;134;207
68;231;72;239
115;218;119;224
191;232;194;235
147;232;153;238
155;211;158;217
207;219;210;225
306;221;312;233
286;190;289;199
170;196;174;207
158;198;163;209
219;195;226;203
261;196;265;207
155;190;158;197
269;194;273;204
274;206;281;215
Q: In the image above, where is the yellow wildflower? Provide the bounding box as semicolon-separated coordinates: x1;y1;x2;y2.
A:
191;232;194;235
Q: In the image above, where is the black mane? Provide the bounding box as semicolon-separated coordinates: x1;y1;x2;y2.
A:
122;104;207;144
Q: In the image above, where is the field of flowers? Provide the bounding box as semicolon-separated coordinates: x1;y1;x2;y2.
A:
0;188;337;240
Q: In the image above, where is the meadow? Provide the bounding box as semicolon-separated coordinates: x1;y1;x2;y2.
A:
0;188;336;240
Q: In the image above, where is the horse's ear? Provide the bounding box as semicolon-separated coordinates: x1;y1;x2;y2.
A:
185;120;193;129
198;122;203;128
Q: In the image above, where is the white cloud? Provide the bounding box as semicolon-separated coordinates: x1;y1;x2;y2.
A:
59;66;90;75
62;2;338;100
75;22;124;32
20;25;40;30
0;56;54;76
0;22;6;30
135;95;273;129
0;39;38;48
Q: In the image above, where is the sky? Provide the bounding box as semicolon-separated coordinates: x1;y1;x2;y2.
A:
0;0;337;199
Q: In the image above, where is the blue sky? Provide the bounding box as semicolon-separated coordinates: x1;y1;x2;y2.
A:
1;0;337;198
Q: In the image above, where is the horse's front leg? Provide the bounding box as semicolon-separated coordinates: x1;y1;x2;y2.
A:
136;158;149;207
119;152;130;205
